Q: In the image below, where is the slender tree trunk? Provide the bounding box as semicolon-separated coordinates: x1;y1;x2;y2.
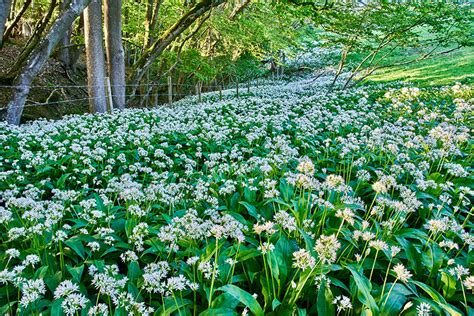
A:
5;0;92;125
229;0;250;20
104;0;125;109
2;0;31;46
59;0;72;66
84;0;107;113
144;0;154;48
0;0;12;48
8;0;57;78
148;0;163;45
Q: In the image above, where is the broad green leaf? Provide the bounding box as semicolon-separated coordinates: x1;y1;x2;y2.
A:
272;298;281;311
347;264;379;314
217;285;264;316
66;264;84;283
412;281;462;316
200;308;239;316
64;237;85;260
380;283;409;316
317;279;335;316
239;201;259;220
396;237;423;276
440;272;456;299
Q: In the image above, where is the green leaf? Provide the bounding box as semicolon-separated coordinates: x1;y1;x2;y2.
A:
317;279;335;316
440;272;457;299
50;298;64;315
127;261;141;282
200;308;239;316
412;281;463;316
64;237;85;260
156;297;192;315
272;298;281;311
380;284;409;316
396;237;423;276
239;201;259;220
66;264;84;283
217;285;264;316
347;265;379;314
426;243;443;280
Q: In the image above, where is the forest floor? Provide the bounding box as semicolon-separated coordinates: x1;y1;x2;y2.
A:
0;70;472;315
0;42;89;121
1;43;472;122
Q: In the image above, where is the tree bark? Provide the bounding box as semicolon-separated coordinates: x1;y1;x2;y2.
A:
84;0;107;114
148;0;163;45
8;0;57;78
104;0;125;109
229;0;251;20
0;0;12;48
129;0;224;95
59;0;73;67
2;0;31;46
144;0;154;48
5;0;92;125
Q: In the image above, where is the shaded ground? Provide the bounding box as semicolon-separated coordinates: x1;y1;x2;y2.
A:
0;42;89;122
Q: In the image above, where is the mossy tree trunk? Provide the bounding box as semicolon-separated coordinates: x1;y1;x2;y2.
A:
5;0;92;125
0;0;12;48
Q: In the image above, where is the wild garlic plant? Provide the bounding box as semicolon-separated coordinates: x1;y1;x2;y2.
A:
0;76;472;315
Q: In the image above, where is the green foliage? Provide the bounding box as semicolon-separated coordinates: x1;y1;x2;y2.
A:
0;77;472;315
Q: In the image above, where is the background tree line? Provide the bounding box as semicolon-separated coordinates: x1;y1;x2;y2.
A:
0;0;471;125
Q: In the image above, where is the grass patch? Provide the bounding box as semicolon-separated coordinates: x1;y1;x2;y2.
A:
366;47;474;86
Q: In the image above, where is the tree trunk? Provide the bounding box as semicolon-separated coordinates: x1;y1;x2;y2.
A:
229;0;250;20
5;0;92;125
2;0;31;47
143;0;154;48
84;0;107;114
148;0;163;45
104;0;125;109
8;0;57;78
0;0;12;48
59;0;72;66
129;0;224;95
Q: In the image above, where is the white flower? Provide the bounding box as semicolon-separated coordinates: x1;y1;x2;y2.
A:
120;250;139;263
336;208;355;226
449;264;469;280
297;158;315;175
20;279;46;306
393;264;412;282
6;248;20;258
62;292;89;315
258;242;275;254
292;249;316;270
369;240;388;251
463;275;474;293
87;241;100;252
54;280;80;299
314;234;340;264
332;295;352;312
416;302;431;316
372;181;387;194
273;211;297;232
186;256;200;265
198;261;219;280
88;303;109;315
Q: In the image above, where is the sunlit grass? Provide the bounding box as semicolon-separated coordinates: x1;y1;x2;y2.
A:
366;47;474;86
